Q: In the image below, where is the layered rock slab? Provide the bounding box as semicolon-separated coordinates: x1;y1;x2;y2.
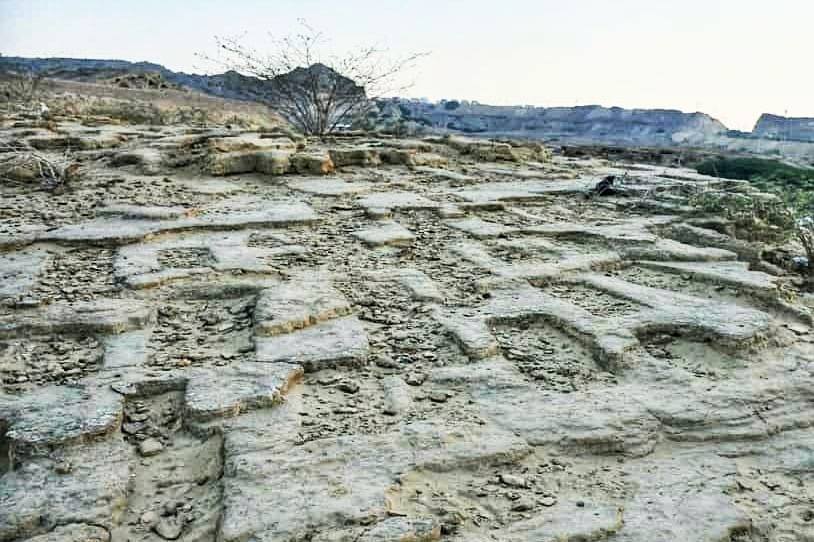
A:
0;383;124;456
254;316;369;372
35;199;317;246
184;362;303;422
354;221;416;247
254;281;352;336
0;298;153;339
0;438;130;541
435;274;773;367
219;421;530;542
0;247;49;302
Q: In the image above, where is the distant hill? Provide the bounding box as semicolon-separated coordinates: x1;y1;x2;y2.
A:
0;56;278;103
753;114;814;143
2;55;813;154
377;99;728;146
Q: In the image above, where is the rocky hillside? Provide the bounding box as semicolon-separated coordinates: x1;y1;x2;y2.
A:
0;56;360;109
0;56;276;103
379;99;728;146
753;113;814;143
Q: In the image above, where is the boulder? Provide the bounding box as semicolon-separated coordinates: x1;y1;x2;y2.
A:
290;151;335;174
207;150;292;176
329;148;381;167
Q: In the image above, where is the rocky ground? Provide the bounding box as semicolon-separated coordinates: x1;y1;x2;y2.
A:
1;109;814;542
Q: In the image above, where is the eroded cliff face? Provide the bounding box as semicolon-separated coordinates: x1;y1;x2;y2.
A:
753;113;814;143
378;99;728;145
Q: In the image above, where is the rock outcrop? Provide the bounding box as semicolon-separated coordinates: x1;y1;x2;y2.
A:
753;113;814;142
377;98;728;146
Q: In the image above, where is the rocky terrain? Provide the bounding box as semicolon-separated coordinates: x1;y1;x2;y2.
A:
2;99;814;542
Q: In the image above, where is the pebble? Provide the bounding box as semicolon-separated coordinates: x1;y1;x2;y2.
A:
511;499;534;512
337;380;360;394
138;438;164;457
140;510;159;526
428;391;449;403
153;517;183;540
317;374;339;386
405;373;426;386
499;473;527;488
375;355;399;368
127;411;149;423
540;496;557;507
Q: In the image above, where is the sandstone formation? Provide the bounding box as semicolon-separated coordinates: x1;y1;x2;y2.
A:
1;108;814;542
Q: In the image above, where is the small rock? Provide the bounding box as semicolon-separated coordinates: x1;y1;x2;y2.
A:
375;355;399;368
122;421;147;435
499;473;527;488
140;510;159;526
162;501;178;516
153;517;183;540
428;391;449;403
787;323;809;335
317;373;339;386
405;373;426;386
511;499;534;512
138;438;164;457
54;461;72;475
337;380;360;394
127;411;149;423
540;496;557;507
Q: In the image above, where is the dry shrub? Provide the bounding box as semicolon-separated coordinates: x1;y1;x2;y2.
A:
797;217;814;276
0;142;79;190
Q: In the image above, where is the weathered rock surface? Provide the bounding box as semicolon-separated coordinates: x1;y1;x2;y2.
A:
220;421;529;541
354;221;416;247
184;362;302;421
2;112;813;542
0;382;124;455
0;439;130;541
255;316;369;371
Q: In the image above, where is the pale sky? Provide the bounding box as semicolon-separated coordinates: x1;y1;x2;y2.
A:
1;0;812;131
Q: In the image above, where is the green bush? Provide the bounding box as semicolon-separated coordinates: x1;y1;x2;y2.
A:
696;157;814;217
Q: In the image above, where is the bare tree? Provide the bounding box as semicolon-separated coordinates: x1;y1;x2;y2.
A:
201;21;426;136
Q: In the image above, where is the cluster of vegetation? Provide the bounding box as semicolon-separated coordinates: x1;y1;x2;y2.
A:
693;156;814;275
690;188;794;243
696;157;814;217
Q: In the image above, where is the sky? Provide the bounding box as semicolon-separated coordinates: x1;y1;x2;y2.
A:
1;0;812;131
